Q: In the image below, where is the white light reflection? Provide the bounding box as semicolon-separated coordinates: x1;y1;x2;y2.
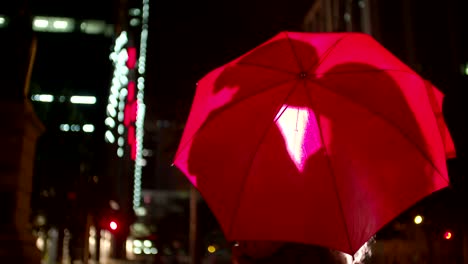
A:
275;106;322;171
343;237;374;264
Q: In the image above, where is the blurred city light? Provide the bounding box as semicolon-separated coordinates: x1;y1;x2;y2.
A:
133;240;142;248
82;124;95;133
414;215;423;224
31;94;54;102
33;16;74;32
109;200;120;210
109;221;118;230
80;20;107;34
444;231;452;240
207;245;216;253
70;96;97;104
143;240;152;247
33;18;48;28
135;207;147;216
59;124;70;131
0;15;6;27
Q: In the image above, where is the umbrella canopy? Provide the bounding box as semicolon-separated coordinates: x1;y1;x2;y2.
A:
174;32;455;255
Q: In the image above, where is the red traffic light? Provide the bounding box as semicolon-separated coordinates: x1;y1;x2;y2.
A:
444;231;452;240
109;221;118;231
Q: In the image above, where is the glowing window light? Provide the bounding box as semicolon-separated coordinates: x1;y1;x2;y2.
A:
33;17;75;32
53;20;68;29
150;248;158;254
31;94;54;102
83;124;95;133
33;19;49;28
70;96;96;104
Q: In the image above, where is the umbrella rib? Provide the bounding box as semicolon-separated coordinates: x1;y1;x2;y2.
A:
305;78;444;179
284;31;305;72
311;68;417;78
300;81;354;254
228;81;301;238
305;35;350;73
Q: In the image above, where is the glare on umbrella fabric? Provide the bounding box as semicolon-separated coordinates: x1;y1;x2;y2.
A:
173;32;454;254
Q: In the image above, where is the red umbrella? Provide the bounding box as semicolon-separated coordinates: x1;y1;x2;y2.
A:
173;32;455;255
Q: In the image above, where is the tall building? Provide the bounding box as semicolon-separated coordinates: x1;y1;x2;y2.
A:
303;0;467;262
0;0;120;262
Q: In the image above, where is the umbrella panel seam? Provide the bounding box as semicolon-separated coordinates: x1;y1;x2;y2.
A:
284;31;306;72
300;80;354;253
304;78;445;181
304;35;350;74
235;62;299;76
227;81;302;238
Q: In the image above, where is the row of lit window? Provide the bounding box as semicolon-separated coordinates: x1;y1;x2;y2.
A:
0;15;113;35
31;94;96;104
0;6;144;34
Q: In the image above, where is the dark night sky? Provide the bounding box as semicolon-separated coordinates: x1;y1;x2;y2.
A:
146;0;314;121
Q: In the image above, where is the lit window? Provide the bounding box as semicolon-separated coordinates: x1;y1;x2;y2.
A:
70;96;96;104
33;19;49;28
53;20;68;29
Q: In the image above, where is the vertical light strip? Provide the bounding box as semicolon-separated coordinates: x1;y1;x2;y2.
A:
106;31;128;155
133;0;149;210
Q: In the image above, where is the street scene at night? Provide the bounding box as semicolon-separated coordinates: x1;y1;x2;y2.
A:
0;0;467;263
